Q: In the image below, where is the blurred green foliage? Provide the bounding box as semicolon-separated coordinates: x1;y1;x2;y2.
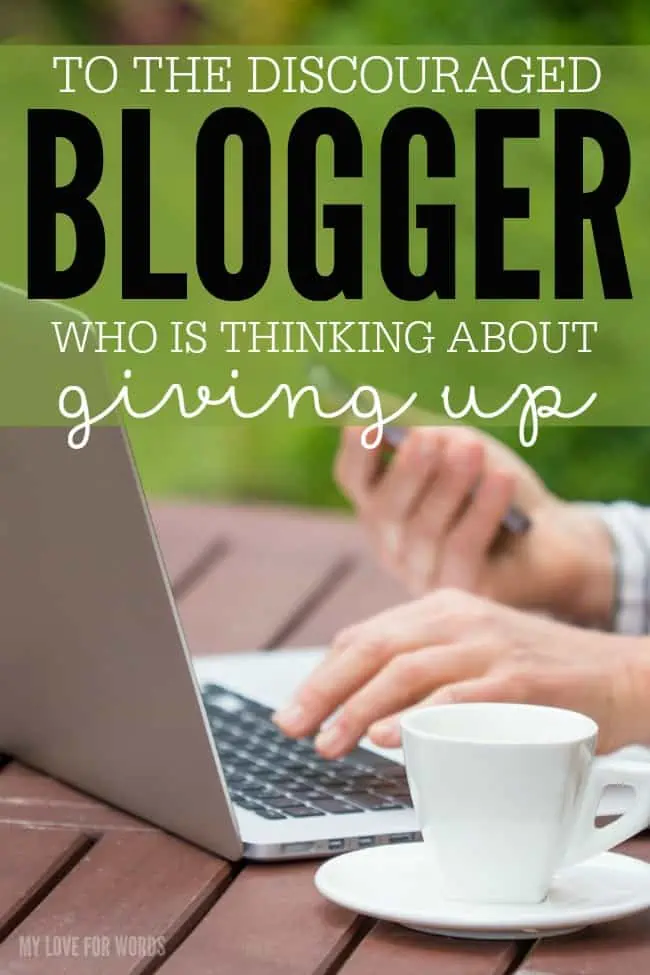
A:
7;0;650;44
305;0;650;45
4;0;650;507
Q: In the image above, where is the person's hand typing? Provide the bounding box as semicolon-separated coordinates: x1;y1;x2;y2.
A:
274;589;650;757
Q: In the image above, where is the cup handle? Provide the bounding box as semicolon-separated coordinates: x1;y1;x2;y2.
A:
563;758;650;867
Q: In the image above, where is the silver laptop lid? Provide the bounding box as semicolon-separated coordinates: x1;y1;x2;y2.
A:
0;288;242;859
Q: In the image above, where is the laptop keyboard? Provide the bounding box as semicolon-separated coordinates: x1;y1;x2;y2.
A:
201;683;413;821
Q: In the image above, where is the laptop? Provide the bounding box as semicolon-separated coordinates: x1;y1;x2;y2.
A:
0;423;425;859
0;291;645;860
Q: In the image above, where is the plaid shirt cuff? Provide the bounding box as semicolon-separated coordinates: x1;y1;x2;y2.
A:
590;503;650;635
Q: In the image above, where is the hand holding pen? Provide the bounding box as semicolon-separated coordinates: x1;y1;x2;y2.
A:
333;423;554;603
309;363;532;539
381;427;532;537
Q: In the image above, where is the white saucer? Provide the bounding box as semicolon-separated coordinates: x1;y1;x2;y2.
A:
315;843;650;940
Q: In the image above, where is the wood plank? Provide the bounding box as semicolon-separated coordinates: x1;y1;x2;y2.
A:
0;763;156;832
152;504;364;569
285;558;408;648
338;921;518;975
179;548;349;654
193;504;364;553
150;503;227;591
519;836;650;975
157;861;365;975
0;826;89;938
0;832;231;975
153;503;374;653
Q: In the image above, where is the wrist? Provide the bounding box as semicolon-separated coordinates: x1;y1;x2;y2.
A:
556;504;615;630
613;637;650;746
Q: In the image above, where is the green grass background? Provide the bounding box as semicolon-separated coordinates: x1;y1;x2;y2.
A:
4;0;650;508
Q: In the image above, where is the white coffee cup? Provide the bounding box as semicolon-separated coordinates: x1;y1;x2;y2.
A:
400;702;650;905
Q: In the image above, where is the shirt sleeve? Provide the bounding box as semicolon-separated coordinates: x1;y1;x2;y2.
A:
590;503;650;635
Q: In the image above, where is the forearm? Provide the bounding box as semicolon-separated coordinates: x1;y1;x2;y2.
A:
613;633;650;746
561;502;616;631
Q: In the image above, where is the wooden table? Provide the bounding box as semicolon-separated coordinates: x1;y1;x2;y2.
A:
0;502;649;974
